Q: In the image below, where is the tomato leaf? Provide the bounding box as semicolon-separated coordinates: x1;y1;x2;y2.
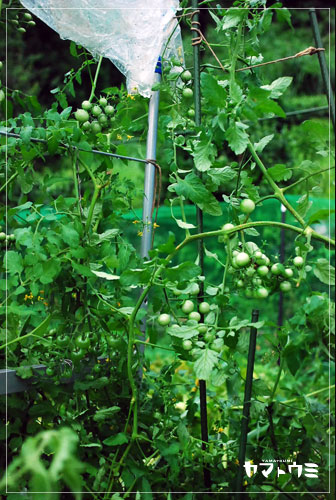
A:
194;348;219;381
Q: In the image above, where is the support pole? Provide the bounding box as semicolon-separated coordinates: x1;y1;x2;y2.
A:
309;8;335;131
236;309;260;498
191;0;211;490
141;58;161;259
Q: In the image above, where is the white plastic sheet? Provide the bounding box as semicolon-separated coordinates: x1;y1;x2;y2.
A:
20;0;184;97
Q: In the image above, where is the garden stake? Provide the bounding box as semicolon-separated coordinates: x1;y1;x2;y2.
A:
236;309;260;498
309;8;335;131
191;0;211;489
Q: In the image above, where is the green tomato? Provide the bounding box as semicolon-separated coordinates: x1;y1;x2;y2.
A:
210;338;224;353
252;277;262;286
158;313;171;326
240;199;255;214
280;281;291;292
71;348;85;362
91;121;102;134
222;223;235;232
237;279;244;288
106;336;121;348
257;265;269;277
93;364;101;373
74;108;89;123
82;100;92;110
189;311;201;322
284;268;294;278
24;12;33;20
0;232;6;241
181;70;192;82
293;256;304;268
99;97;108;107
199;302;210;314
182;339;193;351
271;263;282;275
182;300;194;314
204;331;215;343
256;287;269;299
98;114;108;126
82;121;91;131
105;105;115;115
45;367;54;377
182;88;193;99
75;333;91;349
235;252;250;267
198;324;208;334
91;105;102;116
56;334;70;347
187;109;195;118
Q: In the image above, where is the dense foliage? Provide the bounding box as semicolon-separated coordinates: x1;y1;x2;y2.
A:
0;1;335;498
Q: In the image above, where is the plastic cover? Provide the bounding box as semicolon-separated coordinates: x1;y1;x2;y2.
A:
20;0;184;97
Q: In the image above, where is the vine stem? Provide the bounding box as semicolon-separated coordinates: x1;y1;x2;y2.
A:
247;141;307;227
89;56;103;102
283;166;335;192
270;354;285;401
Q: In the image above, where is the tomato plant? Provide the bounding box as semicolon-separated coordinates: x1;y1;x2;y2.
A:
0;2;334;498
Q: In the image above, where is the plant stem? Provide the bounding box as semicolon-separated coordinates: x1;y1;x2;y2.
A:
135;339;175;352
283;166;335;192
89;56;103;102
247;141;307;227
270;354;285;401
85;184;100;232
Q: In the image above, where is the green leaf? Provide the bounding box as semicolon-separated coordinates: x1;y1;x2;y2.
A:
173;173;222;216
200;73;227;106
194;348;219;381
166;324;200;339
192;135;216;172
5;251;24;274
103;433;128;446
254;134;274;153
255;99;286;118
313;259;335;285
20;126;33;145
207;166;237;187
222;10;244;30
308;209;334;225
61;223;80;247
296;193;312;218
261;77;293;99
91;270;120;280
268;164;292;182
225;122;249;155
163;261;201;282
93;406;121;422
230;81;243;104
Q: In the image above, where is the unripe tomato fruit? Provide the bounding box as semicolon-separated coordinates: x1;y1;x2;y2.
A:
91;105;102;116
256;287;269;299
240;199;255;214
237;279;244;288
293;256;304;268
158;313;171;326
257;265;269;277
280;281;291;292
56;334;70;347
190;283;200;295
0;232;6;241
182;88;193;99
98;114;108;126
182;300;194;314
222;223;235;232
181;70;192;82
204;331;215;342
271;263;282;275
105;105;115;115
211;338;224;352
99;97;108;107
182;339;193;351
198;324;208;334
199;302;210;314
235;252;250;267
75;333;91;349
24;12;33;20
189;311;201;322
82;100;92;110
187;109;195;118
91;121;102;134
246;267;255;277
0;61;2;70
74;108;89;122
284;268;294;278
82;121;91;131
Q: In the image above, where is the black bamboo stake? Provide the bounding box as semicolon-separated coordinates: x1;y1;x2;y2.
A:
309;8;335;131
235;309;260;497
191;0;211;490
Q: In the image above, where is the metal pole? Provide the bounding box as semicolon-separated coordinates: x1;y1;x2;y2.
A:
140;58;161;259
236;309;260;498
191;0;211;490
309;8;335;131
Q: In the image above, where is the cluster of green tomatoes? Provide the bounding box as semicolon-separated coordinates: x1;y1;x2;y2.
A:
74;97;115;135
179;69;196;119
158;300;226;355
0;231;15;248
8;11;36;33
